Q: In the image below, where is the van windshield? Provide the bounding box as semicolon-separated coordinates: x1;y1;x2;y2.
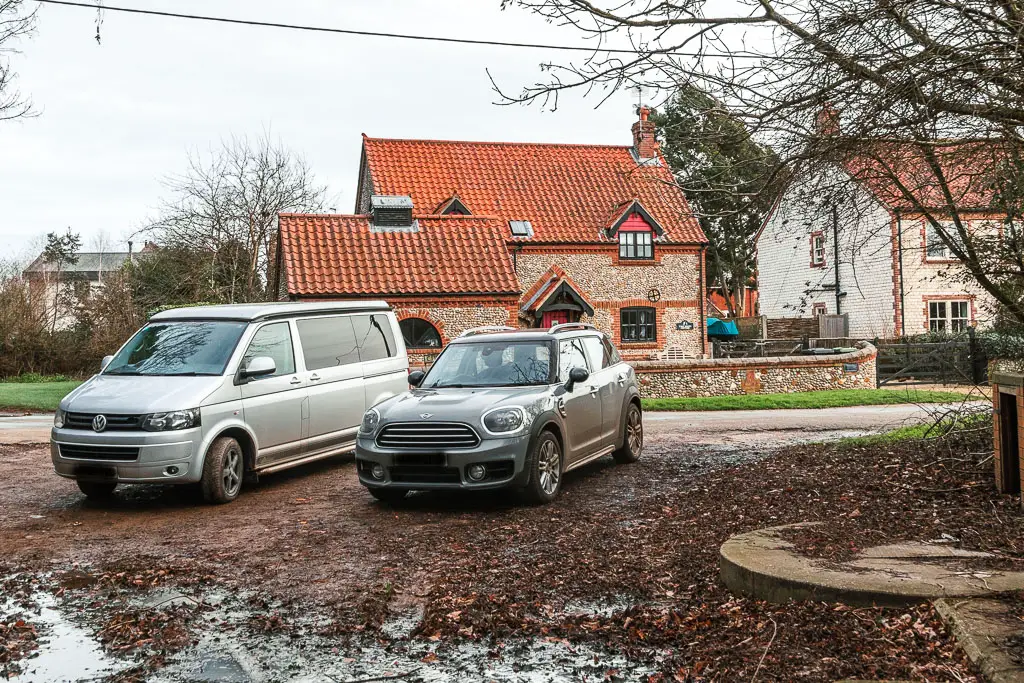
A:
104;321;248;376
423;341;553;388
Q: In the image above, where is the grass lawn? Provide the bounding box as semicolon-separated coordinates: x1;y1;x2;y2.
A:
0;381;82;412
641;388;981;412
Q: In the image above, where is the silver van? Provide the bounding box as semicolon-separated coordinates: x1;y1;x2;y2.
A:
51;301;408;504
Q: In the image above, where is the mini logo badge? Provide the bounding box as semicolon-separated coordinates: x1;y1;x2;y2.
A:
92;414;107;432
419;413;432;419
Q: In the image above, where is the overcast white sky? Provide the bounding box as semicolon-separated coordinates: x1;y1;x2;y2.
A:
0;0;647;261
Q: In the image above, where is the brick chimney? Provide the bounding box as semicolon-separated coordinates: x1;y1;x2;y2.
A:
815;103;840;136
632;106;658;159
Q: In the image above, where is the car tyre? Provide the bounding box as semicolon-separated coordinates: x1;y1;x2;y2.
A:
201;437;244;504
613;402;643;464
522;430;562;505
367;487;408;505
77;480;117;499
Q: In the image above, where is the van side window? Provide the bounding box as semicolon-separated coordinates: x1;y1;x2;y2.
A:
241;322;295;378
296;316;360;371
557;338;590;382
353;314;398;362
581;336;610;370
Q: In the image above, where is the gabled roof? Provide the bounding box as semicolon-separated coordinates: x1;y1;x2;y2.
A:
520;265;594;317
24;251;132;274
604;199;665;237
359;136;706;244
278;214;520;297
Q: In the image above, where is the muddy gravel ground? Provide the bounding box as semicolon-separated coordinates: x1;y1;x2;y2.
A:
0;417;985;682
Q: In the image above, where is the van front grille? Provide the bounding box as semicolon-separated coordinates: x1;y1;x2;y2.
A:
65;413;142;431
375;423;480;450
59;444;139;461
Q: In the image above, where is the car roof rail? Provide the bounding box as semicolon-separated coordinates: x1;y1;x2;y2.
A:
548;322;599;334
458;325;518;338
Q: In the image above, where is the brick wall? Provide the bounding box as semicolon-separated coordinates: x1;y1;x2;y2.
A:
634;343;877;398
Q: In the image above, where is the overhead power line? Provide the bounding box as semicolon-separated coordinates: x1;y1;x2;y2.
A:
35;0;766;60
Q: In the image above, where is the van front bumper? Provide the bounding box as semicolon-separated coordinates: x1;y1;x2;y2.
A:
355;433;532;491
51;427;204;484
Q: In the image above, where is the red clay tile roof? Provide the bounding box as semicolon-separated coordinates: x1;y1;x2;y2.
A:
844;141;1002;211
279;214;520;297
361;137;706;244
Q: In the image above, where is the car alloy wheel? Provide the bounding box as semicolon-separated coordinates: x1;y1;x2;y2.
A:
538;439;561;495
222;445;242;498
627;408;643;454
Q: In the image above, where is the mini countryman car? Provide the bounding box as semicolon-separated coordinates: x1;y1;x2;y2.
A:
355;323;643;504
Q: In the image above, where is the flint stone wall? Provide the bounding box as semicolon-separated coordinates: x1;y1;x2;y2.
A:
634;342;877;398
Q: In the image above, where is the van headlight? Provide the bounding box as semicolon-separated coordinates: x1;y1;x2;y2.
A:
54;408;65;429
482;406;525;435
360;409;380;435
141;409;201;431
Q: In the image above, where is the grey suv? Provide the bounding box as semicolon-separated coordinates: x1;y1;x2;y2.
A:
355;323;643;504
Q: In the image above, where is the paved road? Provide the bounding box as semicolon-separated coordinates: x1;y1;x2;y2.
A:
0;403;980;446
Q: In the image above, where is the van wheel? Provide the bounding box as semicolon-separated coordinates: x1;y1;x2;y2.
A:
613;403;643;464
522;430;562;505
368;488;408;505
201;437;244;504
77;480;117;499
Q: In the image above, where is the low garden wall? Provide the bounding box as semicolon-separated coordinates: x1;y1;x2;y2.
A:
634;342;877;398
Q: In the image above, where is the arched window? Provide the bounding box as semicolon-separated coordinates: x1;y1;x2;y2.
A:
399;318;442;349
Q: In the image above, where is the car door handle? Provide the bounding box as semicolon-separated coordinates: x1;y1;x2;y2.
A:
310;373;321;382
617;374;627;385
589;385;599;397
290;377;302;385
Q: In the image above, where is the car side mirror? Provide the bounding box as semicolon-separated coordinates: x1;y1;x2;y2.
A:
408;370;426;387
241;356;276;380
100;355;114;372
565;366;589;392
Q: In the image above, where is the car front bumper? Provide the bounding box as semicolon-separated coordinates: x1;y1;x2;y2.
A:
51;427;204;484
355;432;532;491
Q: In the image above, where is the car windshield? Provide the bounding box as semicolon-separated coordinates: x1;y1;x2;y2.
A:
104;321;248;376
423;340;553;388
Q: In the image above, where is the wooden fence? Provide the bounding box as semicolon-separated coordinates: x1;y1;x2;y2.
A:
874;330;988;385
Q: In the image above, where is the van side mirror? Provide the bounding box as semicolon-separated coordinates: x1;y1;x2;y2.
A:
565;366;589;392
241;356;276;380
100;355;114;372
408;370;426;387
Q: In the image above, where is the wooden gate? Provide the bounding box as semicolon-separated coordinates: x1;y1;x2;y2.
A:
875;329;987;385
818;314;849;338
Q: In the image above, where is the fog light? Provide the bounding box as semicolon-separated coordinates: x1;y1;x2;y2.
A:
467;464;486;482
371;463;385;480
165;466;179;476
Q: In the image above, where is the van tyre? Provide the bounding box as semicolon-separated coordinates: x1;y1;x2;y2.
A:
614;403;643;464
77;480;116;499
201;437;244;504
368;487;408;505
522;430;562;505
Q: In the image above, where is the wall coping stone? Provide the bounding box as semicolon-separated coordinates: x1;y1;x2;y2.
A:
633;342;876;373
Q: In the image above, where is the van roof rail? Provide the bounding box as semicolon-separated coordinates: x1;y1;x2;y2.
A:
548;322;599;334
458;325;518;338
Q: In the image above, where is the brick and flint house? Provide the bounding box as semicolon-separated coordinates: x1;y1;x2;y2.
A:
273;109;709;363
756;138;997;339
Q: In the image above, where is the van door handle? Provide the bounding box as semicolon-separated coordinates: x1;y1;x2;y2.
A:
310;373;321;382
290;377;302;385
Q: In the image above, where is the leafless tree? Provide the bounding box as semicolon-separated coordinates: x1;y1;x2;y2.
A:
501;0;1024;325
0;0;36;122
152;134;329;302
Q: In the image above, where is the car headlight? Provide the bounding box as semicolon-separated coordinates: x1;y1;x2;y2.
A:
360;409;380;435
54;408;65;429
482;406;525;435
141;408;201;432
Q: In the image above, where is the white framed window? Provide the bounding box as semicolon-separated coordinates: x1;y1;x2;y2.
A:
924;221;965;261
928;300;970;332
812;302;827;316
810;232;826;267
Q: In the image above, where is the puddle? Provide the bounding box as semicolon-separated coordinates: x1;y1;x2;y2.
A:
6;592;125;682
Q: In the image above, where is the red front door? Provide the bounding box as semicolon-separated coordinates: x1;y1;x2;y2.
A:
541;311;570;328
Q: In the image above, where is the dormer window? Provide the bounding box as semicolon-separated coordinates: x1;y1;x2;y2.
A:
436;195;472;216
619;230;653;259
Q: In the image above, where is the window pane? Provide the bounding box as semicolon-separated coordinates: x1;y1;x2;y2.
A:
105;321;247;376
242;322;295;378
627;243;635;258
620;307;656;342
399;318;441;349
297;316;360;370
581;336;609;370
353;313;398;362
558;339;590;382
602;336;621;365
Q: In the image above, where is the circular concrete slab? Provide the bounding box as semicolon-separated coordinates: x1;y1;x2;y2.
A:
720;523;1024;607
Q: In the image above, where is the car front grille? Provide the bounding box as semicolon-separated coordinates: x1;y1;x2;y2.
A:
389;466;462;484
59;444;140;462
65;413;142;431
375;422;480;450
